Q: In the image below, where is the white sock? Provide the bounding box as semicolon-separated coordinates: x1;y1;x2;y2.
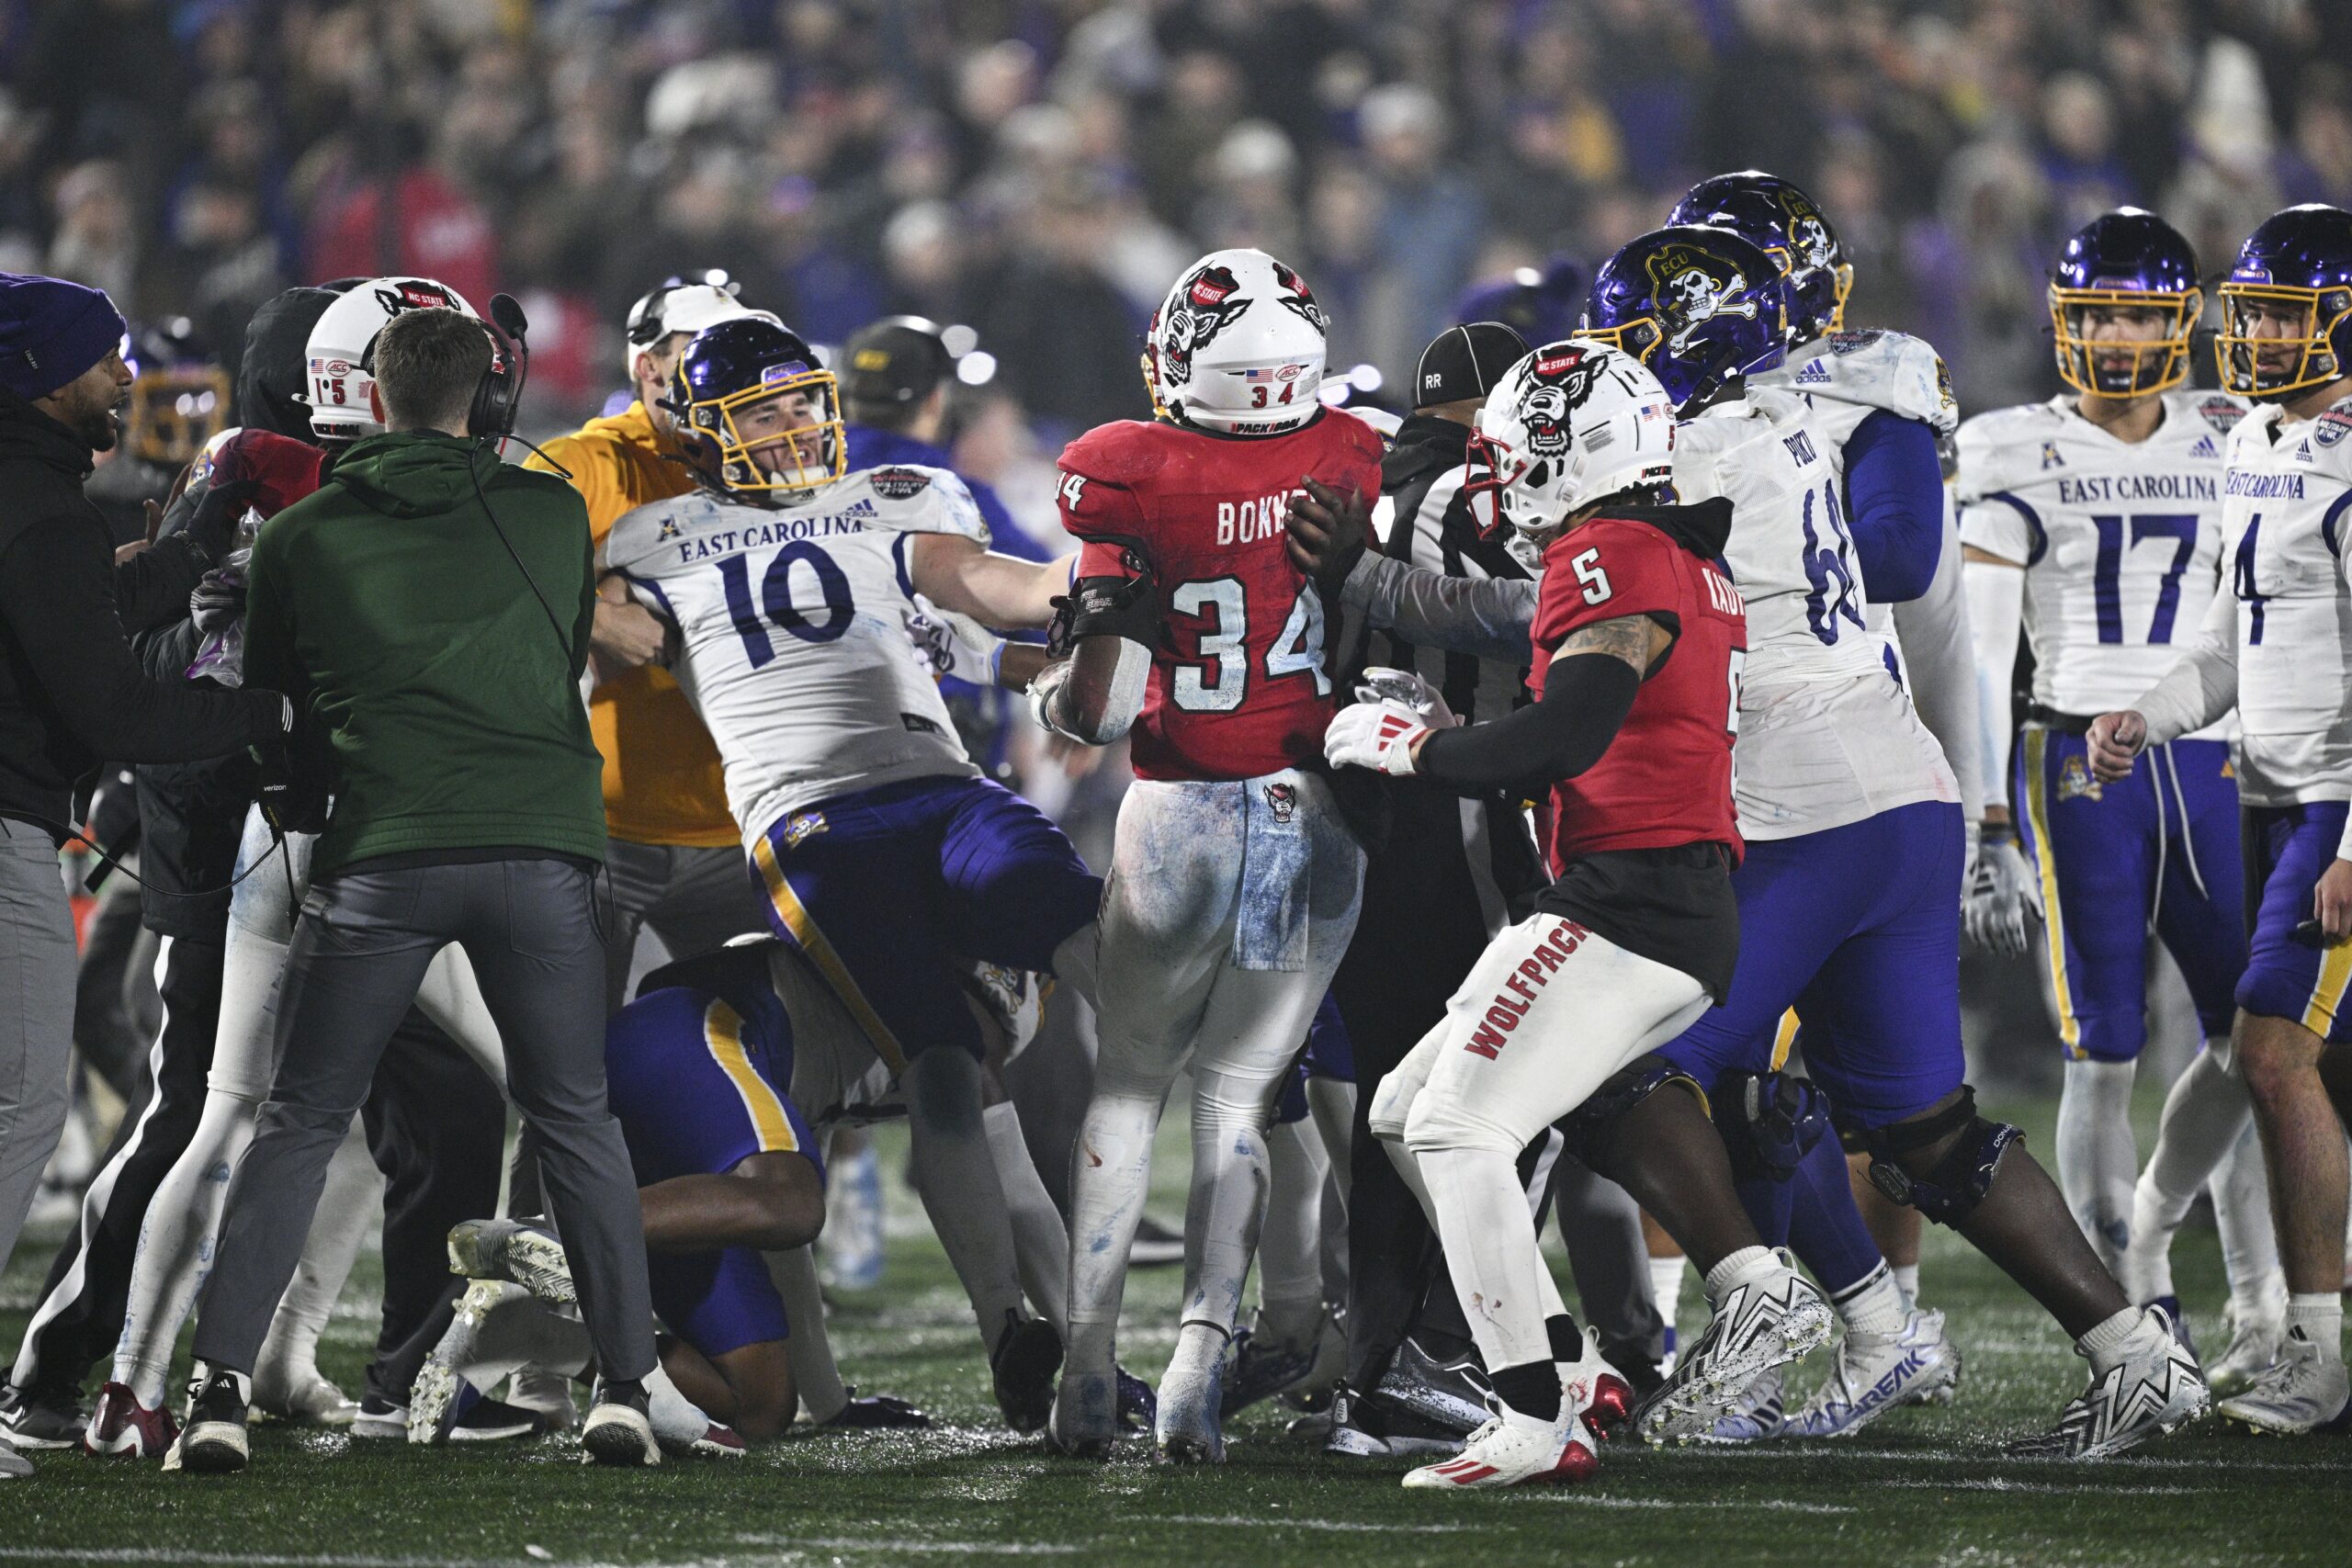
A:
1890;1263;1921;1313
903;1050;1026;1351
2125;1044;2251;1302
1180;1067;1272;1335
2055;1057;2138;1270
2212;1118;2283;1321
2077;1304;2163;1377
982;1101;1069;1337
1648;1253;1688;1326
1064;1067;1171;1384
256;1120;381;1400
2288;1294;2345;1363
766;1246;847;1423
1702;1245;1776;1303
116;1091;259;1407
1257;1118;1328;1346
1832;1261;1908;1338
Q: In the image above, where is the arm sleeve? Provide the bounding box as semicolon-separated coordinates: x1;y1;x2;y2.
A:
0;526;281;763
1843;410;1944;604
1889;498;1984;819
1339;551;1536;663
2135;586;2239;745
1962;547;2024;808
1416;651;1643;793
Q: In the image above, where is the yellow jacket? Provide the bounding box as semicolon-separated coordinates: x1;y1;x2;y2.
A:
526;401;737;848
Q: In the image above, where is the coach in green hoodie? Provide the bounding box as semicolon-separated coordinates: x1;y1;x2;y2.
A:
178;307;663;1473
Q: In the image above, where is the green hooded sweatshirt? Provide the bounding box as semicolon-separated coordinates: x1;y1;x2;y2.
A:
243;431;605;877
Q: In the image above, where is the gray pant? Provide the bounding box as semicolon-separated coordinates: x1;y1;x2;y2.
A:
0;818;75;1280
191;858;655;1383
599;839;766;1010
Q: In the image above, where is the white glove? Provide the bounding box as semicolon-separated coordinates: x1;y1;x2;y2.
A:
1324;698;1432;776
1963;822;2044;958
1354;665;1458;728
904;593;1003;683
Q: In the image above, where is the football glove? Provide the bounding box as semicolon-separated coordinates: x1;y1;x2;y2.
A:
190;566;247;636
1354;665;1458;729
1963;821;2043;958
1324;698;1432;777
904;594;1003;684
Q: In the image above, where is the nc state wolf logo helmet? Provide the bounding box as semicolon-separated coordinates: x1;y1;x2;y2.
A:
1143;248;1328;435
302;276;480;444
1464;339;1678;548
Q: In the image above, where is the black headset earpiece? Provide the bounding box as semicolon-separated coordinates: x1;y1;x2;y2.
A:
469;294;530;440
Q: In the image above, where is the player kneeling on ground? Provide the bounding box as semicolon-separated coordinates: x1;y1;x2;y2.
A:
1330;341;1754;1489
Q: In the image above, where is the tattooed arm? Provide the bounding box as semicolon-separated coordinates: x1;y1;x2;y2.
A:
1406;613;1675;793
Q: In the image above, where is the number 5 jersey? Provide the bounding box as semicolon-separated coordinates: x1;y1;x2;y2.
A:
602;464;987;847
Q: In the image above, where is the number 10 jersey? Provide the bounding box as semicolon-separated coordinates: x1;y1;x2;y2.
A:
1055;408;1387;782
603;466;986;848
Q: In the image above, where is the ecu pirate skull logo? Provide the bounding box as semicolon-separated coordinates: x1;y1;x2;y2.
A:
1516;347;1600;459
1777;188;1836;276
1159;263;1251;388
1644;244;1758;355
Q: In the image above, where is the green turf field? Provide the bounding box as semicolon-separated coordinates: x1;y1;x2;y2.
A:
3;1085;2346;1567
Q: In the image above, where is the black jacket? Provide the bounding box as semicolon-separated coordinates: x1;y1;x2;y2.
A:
0;389;282;842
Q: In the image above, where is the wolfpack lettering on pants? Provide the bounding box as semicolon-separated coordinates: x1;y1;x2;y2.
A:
1464;920;1591;1059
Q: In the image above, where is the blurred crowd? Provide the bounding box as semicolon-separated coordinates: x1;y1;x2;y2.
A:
5;0;2350;465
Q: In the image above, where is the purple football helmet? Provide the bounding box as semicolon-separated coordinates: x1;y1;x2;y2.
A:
2216;204;2352;400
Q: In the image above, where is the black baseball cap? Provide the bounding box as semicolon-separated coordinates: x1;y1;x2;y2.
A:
1412;321;1531;410
842;316;955;409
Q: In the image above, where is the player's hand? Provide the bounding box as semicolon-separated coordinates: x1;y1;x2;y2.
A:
821;1389;932;1429
1285;474;1370;598
1324;698;1430;776
1356;666;1457;728
2315;859;2352;942
1963;821;2043;957
904;593;1003;683
190;567;247;635
182;478;264;564
591;593;672;671
2086;710;2146;783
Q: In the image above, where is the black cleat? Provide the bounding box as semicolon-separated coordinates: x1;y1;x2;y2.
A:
989;1311;1064;1434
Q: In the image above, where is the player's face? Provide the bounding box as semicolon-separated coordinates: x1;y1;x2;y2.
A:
2076;302;2173;378
2238;295;2316;376
733;387;829;479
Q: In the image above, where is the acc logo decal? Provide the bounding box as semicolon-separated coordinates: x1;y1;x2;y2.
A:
2058;754;2102;802
1643;243;1758;355
868;467;933;501
781;811;828;848
1158;263;1250;388
2199;396;2246;434
1262;781;1297;824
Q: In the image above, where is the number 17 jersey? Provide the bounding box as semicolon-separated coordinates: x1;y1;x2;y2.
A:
1056;409;1386;782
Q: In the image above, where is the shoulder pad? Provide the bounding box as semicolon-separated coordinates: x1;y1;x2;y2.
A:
2174;389;2252;436
1781;331;1957;434
1058;420;1170;488
1953;402;2062;498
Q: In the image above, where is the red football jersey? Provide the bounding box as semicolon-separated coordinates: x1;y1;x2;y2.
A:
1526;513;1747;867
1057;409;1385;782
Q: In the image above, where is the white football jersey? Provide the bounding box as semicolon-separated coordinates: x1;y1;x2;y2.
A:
603;466;988;847
1675;387;1957;839
1956;391;2245;736
1756;328;1961;437
2211;396;2352;804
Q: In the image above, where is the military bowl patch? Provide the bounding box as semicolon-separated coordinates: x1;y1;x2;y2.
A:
1826;329;1886;355
2317;407;2352;448
869;467;933;500
2199;396;2246;434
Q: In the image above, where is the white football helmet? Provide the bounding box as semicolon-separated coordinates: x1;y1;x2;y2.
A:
303;276;481;443
1145;248;1327;435
1464;338;1678;547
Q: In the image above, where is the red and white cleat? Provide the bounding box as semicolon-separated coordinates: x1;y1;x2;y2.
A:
83;1382;177;1459
1559;1319;1634;1443
673;1421;746;1459
1400;1406;1595;1490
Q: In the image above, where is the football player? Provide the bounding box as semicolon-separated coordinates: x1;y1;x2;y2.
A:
2090;202;2352;1434
1335;340;1752;1489
1032;248;1385;1461
1957;209;2277;1388
600;316;1092;1434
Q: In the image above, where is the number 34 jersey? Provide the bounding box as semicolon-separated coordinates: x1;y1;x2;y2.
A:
1055;409;1386;782
603;466;985;847
1955;389;2247;731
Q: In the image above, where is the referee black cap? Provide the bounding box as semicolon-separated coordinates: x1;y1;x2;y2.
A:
1412;321;1530;411
842;316;955;409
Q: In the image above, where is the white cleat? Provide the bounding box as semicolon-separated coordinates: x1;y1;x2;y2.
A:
447;1218;576;1305
2217;1327;2352;1436
252;1364;359;1427
1706;1364;1788;1442
410;1280;588;1445
2207;1288;2288;1398
1402;1404;1596;1490
2012;1310;2209;1457
1637;1252;1834;1445
1153;1325;1229;1464
1784;1309;1962;1438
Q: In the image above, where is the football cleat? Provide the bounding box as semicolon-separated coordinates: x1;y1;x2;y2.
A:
582;1379;661;1466
820;1388;932;1429
1558;1318;1637;1444
1116;1365;1158;1433
2217;1327;2351;1436
1321;1385;1466;1459
1371;1334;1493;1437
0;1383;84;1450
1784;1309;1962;1438
1220;1325;1317;1418
1047;1367;1120;1459
164;1368;250;1474
410;1280;588;1443
1636;1253;1834;1445
0;1437;27;1480
505;1365;580;1431
252;1365;358;1427
645;1369;741;1458
1400;1405;1596;1490
2012;1311;2209;1457
1154;1324;1229;1463
351;1396;409;1440
83;1382;177;1458
447;1217;576;1306
989;1311;1063;1434
2147;1294;2197;1359
2208;1295;2287;1397
1706;1364;1789;1441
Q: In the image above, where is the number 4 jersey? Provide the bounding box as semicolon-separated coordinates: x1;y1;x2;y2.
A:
602;466;986;847
1056;408;1386;782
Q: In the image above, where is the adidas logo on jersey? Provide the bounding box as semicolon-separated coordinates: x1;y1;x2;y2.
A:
1792;358;1831;386
841;497;878;517
2188;434;2218;459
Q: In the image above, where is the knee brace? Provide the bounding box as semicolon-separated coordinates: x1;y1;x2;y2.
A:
1715;1070;1833;1180
1856;1087;2023;1225
1555;1053;1709;1167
